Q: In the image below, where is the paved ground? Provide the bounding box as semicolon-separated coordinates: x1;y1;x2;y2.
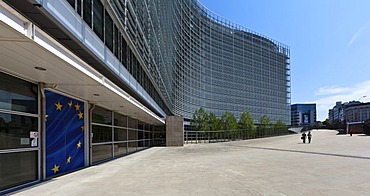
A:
9;130;370;196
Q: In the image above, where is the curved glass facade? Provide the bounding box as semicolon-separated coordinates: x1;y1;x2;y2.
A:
63;0;291;124
137;0;290;123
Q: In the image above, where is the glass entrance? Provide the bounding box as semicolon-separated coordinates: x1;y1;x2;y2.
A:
0;72;39;192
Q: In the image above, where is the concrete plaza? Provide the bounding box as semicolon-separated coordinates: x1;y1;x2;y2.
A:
9;130;370;196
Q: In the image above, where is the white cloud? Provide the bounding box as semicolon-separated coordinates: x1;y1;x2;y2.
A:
315;86;350;96
312;80;370;121
348;23;370;47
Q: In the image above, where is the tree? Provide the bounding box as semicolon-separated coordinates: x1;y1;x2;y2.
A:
209;112;221;132
257;115;272;137
273;120;287;135
191;107;209;132
239;112;255;138
322;118;331;126
221;112;238;130
221;112;238;140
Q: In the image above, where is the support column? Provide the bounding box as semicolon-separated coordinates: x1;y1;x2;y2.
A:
166;116;184;146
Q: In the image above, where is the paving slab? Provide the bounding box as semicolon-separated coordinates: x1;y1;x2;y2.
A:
8;130;370;196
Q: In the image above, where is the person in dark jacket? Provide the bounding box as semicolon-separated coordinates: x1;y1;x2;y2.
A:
301;132;306;143
307;131;312;143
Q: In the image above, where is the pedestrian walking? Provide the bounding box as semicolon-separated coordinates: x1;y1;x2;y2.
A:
349;129;353;136
307;131;312;143
301;132;306;143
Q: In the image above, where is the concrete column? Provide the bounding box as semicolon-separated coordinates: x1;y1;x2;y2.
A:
166;116;184;146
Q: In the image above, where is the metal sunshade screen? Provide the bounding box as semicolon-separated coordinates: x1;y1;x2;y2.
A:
45;90;85;178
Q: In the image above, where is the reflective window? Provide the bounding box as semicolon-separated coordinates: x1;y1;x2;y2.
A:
93;0;104;40
76;0;82;15
114;25;119;58
0;113;38;150
83;0;92;27
105;10;113;51
128;141;137;153
128;117;137;129
128;129;137;141
92;106;112;125
138;121;144;130
114;112;127;127
66;0;75;8
0;72;38;114
138;130;144;140
92;125;112;143
92;144;112;163
114;142;127;156
114;128;127;141
0;151;38;191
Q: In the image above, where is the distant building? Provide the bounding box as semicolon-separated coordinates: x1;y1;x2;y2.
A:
291;104;316;126
329;101;361;123
345;102;370;123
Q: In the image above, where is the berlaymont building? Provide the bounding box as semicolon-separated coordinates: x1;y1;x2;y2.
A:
0;0;290;192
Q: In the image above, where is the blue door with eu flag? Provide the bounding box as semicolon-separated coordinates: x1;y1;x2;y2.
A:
45;90;85;178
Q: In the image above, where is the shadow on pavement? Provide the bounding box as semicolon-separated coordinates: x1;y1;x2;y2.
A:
244;146;370;160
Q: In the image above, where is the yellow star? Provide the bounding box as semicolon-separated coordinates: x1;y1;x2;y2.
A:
81;125;85;131
77;141;81;148
55;102;62;110
75;102;80;111
52;164;60;174
78;111;83;119
67;156;72;163
68;101;73;107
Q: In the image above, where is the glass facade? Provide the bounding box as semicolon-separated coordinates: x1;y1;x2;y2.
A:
64;0;290;124
0;72;39;191
291;104;317;126
91;106;152;164
170;1;291;123
0;151;38;191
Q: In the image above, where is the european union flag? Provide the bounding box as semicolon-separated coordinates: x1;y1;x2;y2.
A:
45;90;84;178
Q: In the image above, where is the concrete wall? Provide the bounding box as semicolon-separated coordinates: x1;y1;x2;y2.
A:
166;116;184;146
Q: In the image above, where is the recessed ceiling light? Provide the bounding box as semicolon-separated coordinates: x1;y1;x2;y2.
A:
35;66;46;71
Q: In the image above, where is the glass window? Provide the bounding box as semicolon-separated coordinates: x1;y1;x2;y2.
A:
114;112;127;127
114;142;127;156
138;121;144;130
92;144;112;163
76;0;82;15
127;117;137;129
0;151;38;191
145;131;150;140
92;106;112;125
83;0;92;27
93;0;104;40
105;10;113;51
67;0;75;8
0;113;38;150
138;140;144;150
127;141;137;153
114;128;127;141
121;36;127;66
114;25;119;57
92;125;112;143
138;130;144;140
0;72;38;114
127;129;137;141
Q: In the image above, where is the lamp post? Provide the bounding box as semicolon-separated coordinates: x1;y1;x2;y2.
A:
358;95;367;102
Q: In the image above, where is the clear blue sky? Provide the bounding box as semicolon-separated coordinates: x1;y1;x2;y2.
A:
199;0;370;121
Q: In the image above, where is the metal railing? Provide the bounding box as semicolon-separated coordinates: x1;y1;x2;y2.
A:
184;127;292;144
